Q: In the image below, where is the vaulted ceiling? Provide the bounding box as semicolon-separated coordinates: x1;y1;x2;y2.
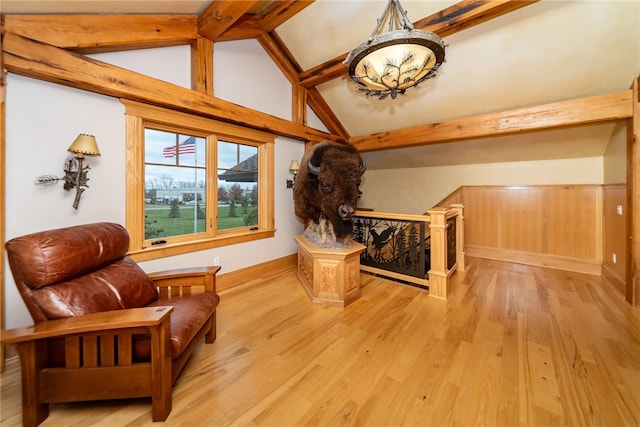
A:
2;0;639;169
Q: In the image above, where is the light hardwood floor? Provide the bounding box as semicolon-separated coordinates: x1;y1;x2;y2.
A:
1;256;639;426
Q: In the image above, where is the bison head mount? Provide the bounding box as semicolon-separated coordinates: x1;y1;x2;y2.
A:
293;140;366;247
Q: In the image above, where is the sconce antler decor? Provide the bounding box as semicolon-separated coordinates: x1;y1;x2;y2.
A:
35;134;101;209
286;160;300;189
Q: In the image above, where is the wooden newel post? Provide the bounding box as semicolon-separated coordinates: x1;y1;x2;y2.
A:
428;206;465;299
450;204;465;272
427;208;449;299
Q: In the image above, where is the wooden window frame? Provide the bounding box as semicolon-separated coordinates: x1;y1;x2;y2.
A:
122;100;275;262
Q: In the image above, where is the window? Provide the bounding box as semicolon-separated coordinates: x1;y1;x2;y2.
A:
217;141;259;231
145;130;207;241
123;100;274;261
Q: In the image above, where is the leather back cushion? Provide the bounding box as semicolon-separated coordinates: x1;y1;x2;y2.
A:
6;222;158;320
30;257;159;319
7;222;130;288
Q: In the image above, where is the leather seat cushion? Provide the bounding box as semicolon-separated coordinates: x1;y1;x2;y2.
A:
134;292;220;360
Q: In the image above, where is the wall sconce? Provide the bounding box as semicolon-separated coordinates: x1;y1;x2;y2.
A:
34;134;101;209
286;160;300;189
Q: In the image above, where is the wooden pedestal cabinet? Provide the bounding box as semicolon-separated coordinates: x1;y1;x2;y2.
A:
294;235;366;306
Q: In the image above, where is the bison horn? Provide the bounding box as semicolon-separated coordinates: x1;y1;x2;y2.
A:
307;159;321;176
360;160;367;174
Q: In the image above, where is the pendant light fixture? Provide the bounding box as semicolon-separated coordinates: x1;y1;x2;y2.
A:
344;0;446;100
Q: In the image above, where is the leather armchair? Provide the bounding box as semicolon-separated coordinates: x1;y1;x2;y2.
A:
2;222;220;426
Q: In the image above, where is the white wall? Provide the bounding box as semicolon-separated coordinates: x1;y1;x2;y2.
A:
4;40;305;329
603;121;627;185
359;157;604;214
213;40;292;121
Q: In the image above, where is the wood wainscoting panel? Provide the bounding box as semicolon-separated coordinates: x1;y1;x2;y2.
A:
457;185;603;274
462;187;501;248
545;186;601;260
501;187;545;253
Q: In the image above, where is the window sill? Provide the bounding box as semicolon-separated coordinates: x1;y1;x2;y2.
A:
128;229;275;262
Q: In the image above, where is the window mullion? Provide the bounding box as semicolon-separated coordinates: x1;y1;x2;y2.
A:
208;135;218;237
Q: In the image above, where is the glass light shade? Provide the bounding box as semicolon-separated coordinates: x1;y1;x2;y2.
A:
345;0;446;100
68;134;101;157
351;34;442;91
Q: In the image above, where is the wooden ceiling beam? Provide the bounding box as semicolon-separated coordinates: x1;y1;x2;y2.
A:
258;31;347;138
257;32;301;84
215;1;314;42
258;31;307;133
1;0;546;149
191;38;214;96
2;31;333;143
298;0;539;88
214;16;265;41
414;0;539;38
257;1;315;33
306;88;349;139
198;1;260;41
2;14;199;53
350;91;633;152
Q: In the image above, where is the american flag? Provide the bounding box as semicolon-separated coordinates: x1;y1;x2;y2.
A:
163;136;197;158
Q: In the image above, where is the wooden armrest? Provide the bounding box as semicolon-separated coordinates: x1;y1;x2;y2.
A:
1;306;173;345
147;265;221;281
148;266;220;294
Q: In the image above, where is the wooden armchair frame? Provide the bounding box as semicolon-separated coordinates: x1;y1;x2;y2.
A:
2;266;220;427
148;266;220;382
